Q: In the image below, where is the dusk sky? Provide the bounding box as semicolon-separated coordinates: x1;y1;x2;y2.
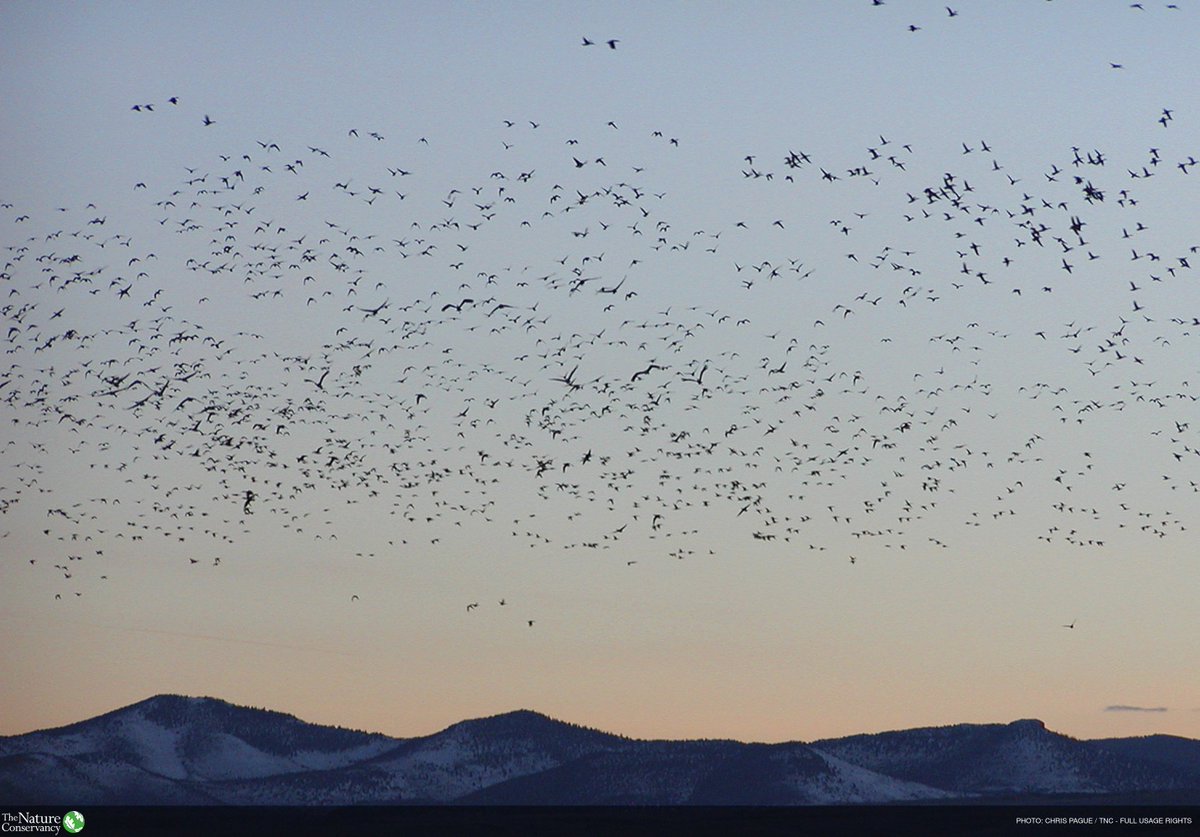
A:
3;1;1199;746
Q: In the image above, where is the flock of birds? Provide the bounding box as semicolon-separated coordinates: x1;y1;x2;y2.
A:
4;20;1200;634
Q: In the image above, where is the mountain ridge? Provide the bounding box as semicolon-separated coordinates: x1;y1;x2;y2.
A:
2;695;1197;805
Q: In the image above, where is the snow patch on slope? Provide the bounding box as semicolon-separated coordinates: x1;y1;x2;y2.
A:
806;749;960;802
116;714;188;779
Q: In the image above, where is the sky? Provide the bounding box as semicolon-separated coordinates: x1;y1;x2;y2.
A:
2;0;1200;746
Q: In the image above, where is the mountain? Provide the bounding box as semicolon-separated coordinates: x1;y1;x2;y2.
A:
1084;734;1200;784
810;718;1195;798
462;740;957;805
212;708;630;804
2;696;1197;805
0;695;395;804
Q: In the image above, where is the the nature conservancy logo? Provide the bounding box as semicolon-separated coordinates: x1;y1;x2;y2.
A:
0;811;83;833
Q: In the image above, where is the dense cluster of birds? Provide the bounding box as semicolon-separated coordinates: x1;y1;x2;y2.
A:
4;43;1199;629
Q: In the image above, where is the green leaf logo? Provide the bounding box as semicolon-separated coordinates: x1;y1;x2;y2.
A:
62;811;85;833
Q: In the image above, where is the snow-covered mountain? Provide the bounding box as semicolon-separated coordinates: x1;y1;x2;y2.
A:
462;740;958;804
2;696;1197;805
810;718;1195;799
0;695;395;804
